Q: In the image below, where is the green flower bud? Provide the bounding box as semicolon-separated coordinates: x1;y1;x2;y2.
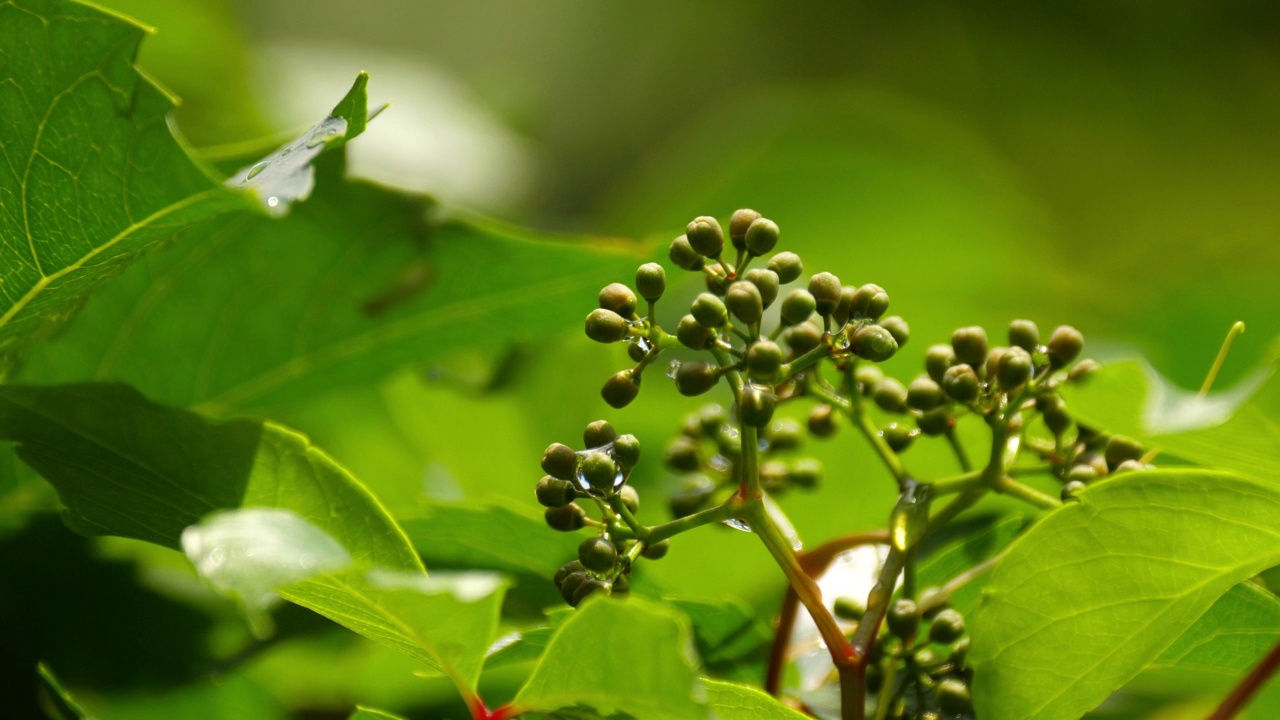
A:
767;418;803;451
729;209;761;250
879;315;909;348
642;539;670;560
675;361;720;396
703;263;729;295
739;383;777;427
937;679;972;715
584;419;618;448
780;289;816;326
619;484;640;514
691;292;728;327
873;377;909;413
747;340;785;382
559;570;588;602
850;284;890;320
984;346;1007;380
601;370;641;409
834;596;866;621
1104;435;1144;470
925;344;956;383
580;450;619;493
1047;325;1085;368
669;235;704;271
785;322;823;355
536;476;577;507
541;443;579;480
1068;358;1100;383
698;403;728;435
676;314;715;350
808;272;842;315
951;637;970;668
579;537;618;572
669;476;715;518
610;574;631;597
1067;464;1098;482
663;436;702;472
941;364;980;403
598;283;637;318
570;577;608;607
917;407;953;437
627;340;648;362
725;281;764;324
907;375;943;411
554;560;586;587
612;433;641;470
686;216;725;257
788;458;823;489
808;404;838;438
585;308;628;343
545;503;586;532
744;217;780;255
760;460;790;492
1077;450;1108;476
855;365;885;396
928;608;966;644
1061;480;1087;501
887;598;920;640
635;263;666;302
831;286;856;328
883;423;915;453
1114;459;1151;474
1008;319;1040;352
767;252;804;284
951;326;989;368
744;268;780;308
851;324;898;362
997;346;1033;390
1043;403;1072;436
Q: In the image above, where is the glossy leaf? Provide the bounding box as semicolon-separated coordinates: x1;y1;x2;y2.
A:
669;596;772;666
513;597;705;719
400;500;584;577
704;678;809;720
969;470;1280;720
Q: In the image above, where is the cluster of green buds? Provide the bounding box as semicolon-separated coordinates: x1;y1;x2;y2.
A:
536;419;668;606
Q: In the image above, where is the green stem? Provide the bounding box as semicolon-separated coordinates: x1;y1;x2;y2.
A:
605;494;645;535
780;342;832;381
924;469;985;495
742;425;761;497
854;408;909;486
645;498;743;544
945;428;972;472
993;475;1061;509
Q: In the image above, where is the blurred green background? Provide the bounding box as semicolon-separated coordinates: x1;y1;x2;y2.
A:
5;0;1280;718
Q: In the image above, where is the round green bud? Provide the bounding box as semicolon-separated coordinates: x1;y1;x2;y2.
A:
760;460;789;492
686;216;725;257
808;272;842;315
951;637;970;668
851;324;898;361
1044;403;1072;436
545;503;586;532
744;217;780;255
744;268;780;308
536;476;576;508
559;570;588;602
928;608;966;644
780;289;817;326
703;264;729;295
598;283;637;318
698;404;728;435
834;596;866;621
1009;319;1040;352
611;433;641;470
675;361;719;396
554;560;586;587
831;286;856;328
997;346;1033;390
808;404;838;438
1077;450;1109;476
669;476;715;518
879;315;909;348
785;322;823;355
788;458;823;489
873;377;909;414
627;340;648;362
907;375;943;411
583;419;618;448
882;423;915;453
729;209;761;250
1067;464;1099;482
619;484;640;513
1104;435;1144;470
887;598;920;640
580;451;618;493
691;292;728;327
951;326;989;368
747;340;785;383
601;370;641;409
850;283;890;320
669;235;705;271
570;577;608;607
1068;358;1100;383
542;443;579;480
641;539;670;560
925;344;956;383
585;308;628;343
663;436;702;472
936;678;972;715
917;407;953;437
578;537;618;572
676;314;716;350
1061;480;1087;501
1047;325;1085;368
739;383;777;427
855;365;885;396
767;252;804;284
725;281;764;324
984;346;1007;380
635;263;666;302
1115;459;1152;474
767;418;803;451
941;364;980;403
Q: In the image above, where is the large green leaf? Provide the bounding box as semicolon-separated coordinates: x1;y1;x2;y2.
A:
1153;581;1280;674
703;678;809;719
400;500;584;578
512;597;705;719
968;470;1280;720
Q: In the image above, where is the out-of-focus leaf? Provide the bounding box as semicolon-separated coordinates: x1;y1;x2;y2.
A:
1153;581;1280;674
916;514;1028;616
704;678;809;719
93;673;285;720
669;596;772;666
969;470;1280;720
400;500;584;578
347;708;406;720
37;663;91;720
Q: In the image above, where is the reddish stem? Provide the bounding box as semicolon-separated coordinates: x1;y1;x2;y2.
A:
472;698;521;720
1208;638;1280;720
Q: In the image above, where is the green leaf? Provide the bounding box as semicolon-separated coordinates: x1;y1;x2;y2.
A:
1153;581;1280;674
400;500;584;577
704;678;809;719
347;709;407;720
669;596;772;666
36;663;91;720
513;597;705;719
916;514;1028;617
968;470;1280;720
1063;358;1280;485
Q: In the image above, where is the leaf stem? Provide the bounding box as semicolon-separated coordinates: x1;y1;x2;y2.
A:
1208;636;1280;720
1200;320;1246;396
644;498;743;544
